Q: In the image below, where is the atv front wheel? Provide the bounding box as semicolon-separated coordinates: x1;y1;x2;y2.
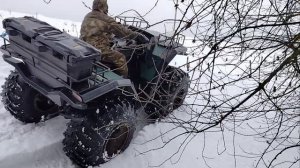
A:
146;66;189;118
1;70;59;123
63;95;136;167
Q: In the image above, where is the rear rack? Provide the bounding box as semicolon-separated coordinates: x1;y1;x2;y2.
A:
0;17;136;109
0;36;119;88
0;42;134;109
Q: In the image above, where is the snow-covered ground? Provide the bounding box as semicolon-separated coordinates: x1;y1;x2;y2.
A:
0;11;298;168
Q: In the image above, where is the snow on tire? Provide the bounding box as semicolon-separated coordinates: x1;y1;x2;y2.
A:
146;66;190;118
63;94;136;168
1;70;59;123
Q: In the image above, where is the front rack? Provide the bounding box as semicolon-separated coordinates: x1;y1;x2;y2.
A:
115;16;150;29
157;33;186;48
114;16;186;47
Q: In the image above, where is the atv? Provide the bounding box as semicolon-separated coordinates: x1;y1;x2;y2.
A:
0;16;189;167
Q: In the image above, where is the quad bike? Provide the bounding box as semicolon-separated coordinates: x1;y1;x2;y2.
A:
0;16;189;167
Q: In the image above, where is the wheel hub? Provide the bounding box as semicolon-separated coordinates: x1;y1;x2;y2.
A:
105;124;130;158
33;93;56;113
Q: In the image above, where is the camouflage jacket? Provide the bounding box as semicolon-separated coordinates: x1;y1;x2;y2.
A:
80;10;139;50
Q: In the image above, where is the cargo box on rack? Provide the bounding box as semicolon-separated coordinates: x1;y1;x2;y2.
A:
2;17;101;85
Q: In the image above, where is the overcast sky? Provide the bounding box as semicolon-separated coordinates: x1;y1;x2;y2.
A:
0;0;176;23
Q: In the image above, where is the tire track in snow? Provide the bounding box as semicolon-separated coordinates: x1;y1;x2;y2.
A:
0;142;73;168
0;117;71;168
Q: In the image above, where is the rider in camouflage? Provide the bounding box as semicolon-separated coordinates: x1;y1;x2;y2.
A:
80;0;149;77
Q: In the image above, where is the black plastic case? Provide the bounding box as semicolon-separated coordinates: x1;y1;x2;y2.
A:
3;17;101;85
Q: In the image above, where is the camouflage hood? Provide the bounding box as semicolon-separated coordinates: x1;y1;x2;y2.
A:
92;0;108;14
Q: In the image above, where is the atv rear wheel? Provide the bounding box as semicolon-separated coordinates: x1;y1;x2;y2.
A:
146;66;189;118
63;94;136;167
1;70;59;123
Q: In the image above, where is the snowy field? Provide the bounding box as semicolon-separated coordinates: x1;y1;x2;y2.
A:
0;11;298;168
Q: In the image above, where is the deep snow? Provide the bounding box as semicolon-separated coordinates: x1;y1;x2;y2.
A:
0;11;298;168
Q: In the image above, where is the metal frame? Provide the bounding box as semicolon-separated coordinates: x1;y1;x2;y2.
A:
157;33;186;48
115;16;150;29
